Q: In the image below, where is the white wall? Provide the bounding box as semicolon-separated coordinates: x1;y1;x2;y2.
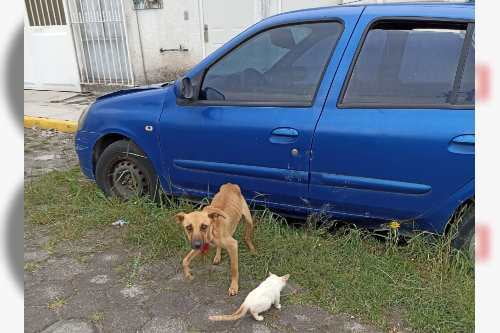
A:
123;0;204;84
124;0;343;85
281;0;342;12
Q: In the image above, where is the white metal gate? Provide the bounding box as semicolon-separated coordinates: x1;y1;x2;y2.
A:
67;0;134;86
24;0;82;92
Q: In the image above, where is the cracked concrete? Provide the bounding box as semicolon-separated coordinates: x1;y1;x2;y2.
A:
24;127;382;332
25;221;380;332
40;319;95;333
90;275;109;285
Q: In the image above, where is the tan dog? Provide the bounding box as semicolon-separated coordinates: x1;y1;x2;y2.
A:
175;183;256;296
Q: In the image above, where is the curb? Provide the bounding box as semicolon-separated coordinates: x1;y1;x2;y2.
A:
24;116;77;133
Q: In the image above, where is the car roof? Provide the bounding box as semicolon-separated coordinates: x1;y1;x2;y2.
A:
275;1;474;18
288;1;474;11
341;1;473;7
261;1;474;26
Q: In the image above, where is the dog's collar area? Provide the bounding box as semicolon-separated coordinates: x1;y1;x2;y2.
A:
200;243;210;254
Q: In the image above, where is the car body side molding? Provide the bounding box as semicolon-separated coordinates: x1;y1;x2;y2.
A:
310;172;431;195
174;159;309;184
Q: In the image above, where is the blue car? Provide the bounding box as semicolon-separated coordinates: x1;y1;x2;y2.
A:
76;2;475;252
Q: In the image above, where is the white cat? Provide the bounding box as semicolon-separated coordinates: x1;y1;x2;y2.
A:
208;272;290;321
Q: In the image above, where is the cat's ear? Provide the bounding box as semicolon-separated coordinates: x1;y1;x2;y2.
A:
281;274;290;281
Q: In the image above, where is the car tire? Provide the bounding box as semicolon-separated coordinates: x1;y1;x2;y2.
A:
451;204;475;260
95;140;161;201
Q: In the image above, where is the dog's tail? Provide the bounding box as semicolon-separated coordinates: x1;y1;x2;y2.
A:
208;304;248;321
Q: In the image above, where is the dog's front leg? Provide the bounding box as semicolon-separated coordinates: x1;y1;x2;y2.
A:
213;246;222;265
182;249;200;280
223;238;239;296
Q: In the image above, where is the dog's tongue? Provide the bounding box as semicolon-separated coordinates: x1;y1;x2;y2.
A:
201;243;210;254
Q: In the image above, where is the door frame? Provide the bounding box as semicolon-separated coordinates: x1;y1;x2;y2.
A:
163;6;364;209
197;0;281;58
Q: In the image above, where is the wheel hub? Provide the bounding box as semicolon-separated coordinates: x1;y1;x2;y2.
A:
111;160;147;199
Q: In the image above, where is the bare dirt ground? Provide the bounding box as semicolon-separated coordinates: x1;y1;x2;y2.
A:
24;128;379;333
24;128;77;180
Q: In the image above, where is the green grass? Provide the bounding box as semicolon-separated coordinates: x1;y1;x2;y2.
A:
24;262;40;273
90;311;104;323
25;168;474;332
47;297;66;311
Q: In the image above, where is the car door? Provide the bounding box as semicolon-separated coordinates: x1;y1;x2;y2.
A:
158;8;363;208
309;7;475;227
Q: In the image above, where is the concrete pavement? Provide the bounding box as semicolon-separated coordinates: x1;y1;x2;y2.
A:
24;90;98;132
24;90;95;122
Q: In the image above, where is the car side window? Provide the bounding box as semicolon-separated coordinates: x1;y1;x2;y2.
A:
341;21;472;107
200;22;343;105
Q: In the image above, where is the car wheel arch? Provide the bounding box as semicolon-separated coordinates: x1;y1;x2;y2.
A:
92;132;153;174
93;133;130;173
444;196;475;236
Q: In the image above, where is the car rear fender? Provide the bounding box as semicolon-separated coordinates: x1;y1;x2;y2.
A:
415;179;474;234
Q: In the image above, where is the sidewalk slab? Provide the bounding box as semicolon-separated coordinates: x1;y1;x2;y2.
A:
24;90;95;122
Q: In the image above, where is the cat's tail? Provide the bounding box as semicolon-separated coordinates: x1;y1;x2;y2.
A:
208;304;248;321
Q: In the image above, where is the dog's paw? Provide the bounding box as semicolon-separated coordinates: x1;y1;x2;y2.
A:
184;272;194;281
275;304;282;310
228;285;239;296
212;255;221;265
247;243;257;254
255;315;264;321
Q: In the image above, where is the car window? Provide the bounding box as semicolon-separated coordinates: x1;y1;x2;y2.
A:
200;22;343;104
342;21;469;107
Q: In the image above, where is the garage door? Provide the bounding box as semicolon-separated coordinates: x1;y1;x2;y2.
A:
24;0;81;92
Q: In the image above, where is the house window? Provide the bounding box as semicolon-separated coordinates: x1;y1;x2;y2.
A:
25;0;66;26
133;0;163;10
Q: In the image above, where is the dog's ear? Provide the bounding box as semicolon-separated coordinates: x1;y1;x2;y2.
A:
269;271;273;277
174;212;186;224
281;274;290;281
205;207;228;221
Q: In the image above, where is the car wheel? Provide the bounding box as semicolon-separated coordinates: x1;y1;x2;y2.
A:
95;140;160;201
451;204;475;260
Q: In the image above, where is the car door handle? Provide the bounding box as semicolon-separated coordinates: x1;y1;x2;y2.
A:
449;134;474;154
269;128;299;144
451;135;475;145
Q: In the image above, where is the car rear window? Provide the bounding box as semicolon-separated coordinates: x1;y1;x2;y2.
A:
341;21;473;108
